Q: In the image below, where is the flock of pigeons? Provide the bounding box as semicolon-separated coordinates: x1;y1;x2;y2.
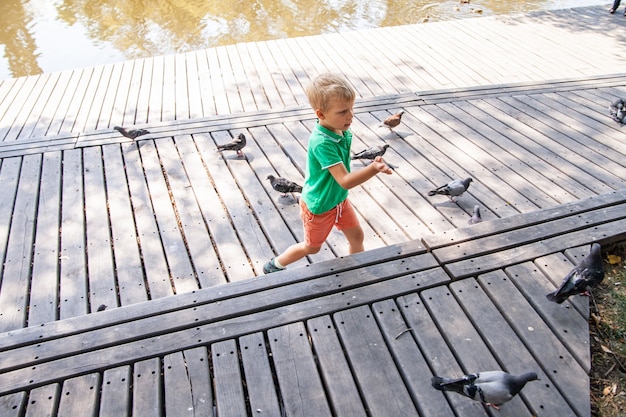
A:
113;102;613;410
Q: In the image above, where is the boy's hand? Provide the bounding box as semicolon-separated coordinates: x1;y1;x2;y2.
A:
373;156;393;174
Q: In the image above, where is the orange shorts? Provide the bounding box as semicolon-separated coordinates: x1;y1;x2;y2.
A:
300;198;360;248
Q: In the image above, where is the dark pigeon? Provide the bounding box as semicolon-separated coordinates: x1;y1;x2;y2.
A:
267;175;303;197
609;98;625;123
114;126;150;139
383;111;404;129
468;205;482;224
96;304;107;312
432;370;538;409
217;133;247;157
351;144;390;160
546;243;604;304
428;177;473;201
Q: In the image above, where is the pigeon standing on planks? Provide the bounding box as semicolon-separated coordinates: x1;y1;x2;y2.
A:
468;205;482;224
432;370;538;409
267;175;303;197
114;126;150;139
428;177;473;202
217;133;247;157
351;144;390;160
608;98;625;123
546;242;605;304
383;111;404;130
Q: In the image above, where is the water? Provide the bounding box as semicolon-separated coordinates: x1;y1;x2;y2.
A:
0;0;607;79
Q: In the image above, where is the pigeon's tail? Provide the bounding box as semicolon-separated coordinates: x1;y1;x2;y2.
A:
546;291;566;304
431;376;447;391
428;189;443;196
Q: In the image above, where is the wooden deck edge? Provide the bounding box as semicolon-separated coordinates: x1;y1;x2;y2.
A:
1;72;624;159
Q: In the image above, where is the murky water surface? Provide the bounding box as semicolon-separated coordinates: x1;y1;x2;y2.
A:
0;0;606;79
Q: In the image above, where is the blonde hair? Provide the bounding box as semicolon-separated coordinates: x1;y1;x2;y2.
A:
305;73;356;112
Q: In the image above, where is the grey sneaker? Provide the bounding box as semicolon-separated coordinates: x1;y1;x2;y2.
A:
263;258;284;274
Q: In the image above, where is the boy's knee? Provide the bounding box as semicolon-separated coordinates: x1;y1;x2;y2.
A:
305;245;322;255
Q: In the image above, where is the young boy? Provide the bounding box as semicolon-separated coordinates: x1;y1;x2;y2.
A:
263;73;393;274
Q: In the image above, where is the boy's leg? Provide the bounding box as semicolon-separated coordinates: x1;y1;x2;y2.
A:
342;225;365;254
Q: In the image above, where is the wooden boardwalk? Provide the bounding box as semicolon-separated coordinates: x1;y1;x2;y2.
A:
0;4;625;417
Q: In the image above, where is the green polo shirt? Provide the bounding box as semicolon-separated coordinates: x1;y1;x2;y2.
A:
302;123;352;214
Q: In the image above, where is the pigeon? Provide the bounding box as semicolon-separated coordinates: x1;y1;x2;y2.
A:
96;304;107;312
428;177;473;201
546;242;605;304
432;370;538;409
351;144;390;160
468;205;482;224
383;111;404;129
114;126;150;139
267;175;303;197
608;98;625;123
217;133;247;157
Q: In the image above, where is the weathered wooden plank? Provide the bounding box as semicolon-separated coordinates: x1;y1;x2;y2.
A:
195;50;217;117
422;188;626;250
0;254;441;393
85;64;115;131
28;152;62;326
0;77;21;125
204;47;230;115
71;65;104;133
239;332;282;417
265;38;309;105
212;339;247;417
121;59;144;126
421;285;535;417
56;373;100;417
44;70;84;135
60;67;95;134
102;144;148;306
162;54;176;122
99;366;131;417
181;347;214;416
243;42;284;109
234;42;271;111
0;392;25;417
0;154;41;332
444;218;626;279
0;158;21;274
257;40;299;108
216;45;244;114
59;149;88;320
24;384;60;417
268;321;332;417
372;299;455;417
225;44;257;113
139;139;198;294
163;352;194;417
96;61;124;130
184;52;204;120
121;142;174;299
157;137;224;287
83;146;118;311
0;74;48;141
505;262;590;371
16;72;62;140
132;358;162;417
397;292;489;417
477;270;590;416
335;305;420;417
135;58;153;125
148;55;164;124
306;316;366;417
109;60;134;127
450;278;578;417
174;135;254;281
174;53;190;121
448;99;596;202
433;202;626;264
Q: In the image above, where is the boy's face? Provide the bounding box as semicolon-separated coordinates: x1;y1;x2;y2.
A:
316;98;355;134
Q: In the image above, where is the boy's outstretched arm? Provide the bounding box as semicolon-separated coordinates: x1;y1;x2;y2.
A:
329;156;392;190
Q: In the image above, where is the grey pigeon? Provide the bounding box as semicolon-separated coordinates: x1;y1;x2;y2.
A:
546;243;604;304
114;126;150;139
432;370;538;409
96;304;107;312
351;144;390;160
468;205;482;224
383;111;404;129
267;175;303;197
428;177;473;201
217;133;247;157
609;98;625;123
